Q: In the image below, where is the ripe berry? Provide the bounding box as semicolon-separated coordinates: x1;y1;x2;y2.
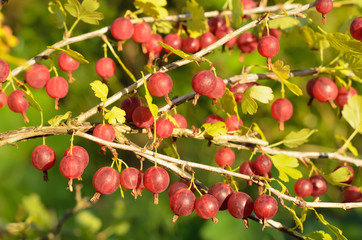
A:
263;28;281;40
148;72;173;99
0;59;9;82
63;146;89;169
241;0;257;10
92;167;120;200
120;96;141;122
169;188;195;222
25;64;50;89
315;0;333;24
58;53;79;83
199;32;215;49
306;78;317;105
31;145;56;181
310;175;327;197
225;115;243;132
254;195;278;220
239;161;254;177
207;77;226;100
294;178;313;198
237;32;258;61
350;17;362;41
163;33;182;53
132;22;152;43
155;119;174;138
135;170;145;197
132;106;154;129
168;181;189;198
208;182;234;211
93;123;116;144
204;114;224;124
59;155;84;191
95;57;116;80
111;17;134;50
334;164;354;184
7;89;30;123
182;37;200;53
215;26;237;49
252;155;273;176
144;166;170;204
271;98;293;131
335;87;357;109
0;90;7;108
191;70;217;96
215;147;235;167
312;77;338;108
195;194;219;222
143;34;163;62
45;76;69;110
343;186;362;202
208;17;226;34
120;167;142;194
257;35;280;70
172;114;187;129
227;192;254;219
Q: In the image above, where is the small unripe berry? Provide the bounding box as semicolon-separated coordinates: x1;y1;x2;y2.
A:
46;76;69;110
25;64;50;89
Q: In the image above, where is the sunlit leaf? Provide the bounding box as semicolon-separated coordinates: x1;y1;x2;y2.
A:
311;209;348;240
306;231;333;240
272;60;290;80
248;85;274;104
342;95;362;133
104;106;126;125
152;21;173;34
186;0;206;38
47;46;89;64
335;135;358;156
48;111;72;127
90;80;108;102
269;17;308;30
270;154;302;182
282;128;318;148
252;122;267;141
202;122;228;137
216;88;239;117
64;0;80;18
134;0;168;19
284;204;304;232
241;91;258;115
231;0;243;27
327;33;362;56
324;167;353;186
158;41;200;61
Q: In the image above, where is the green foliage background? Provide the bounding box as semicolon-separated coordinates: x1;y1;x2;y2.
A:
0;0;362;239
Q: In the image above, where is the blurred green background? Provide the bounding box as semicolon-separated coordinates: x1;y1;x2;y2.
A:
1;0;362;239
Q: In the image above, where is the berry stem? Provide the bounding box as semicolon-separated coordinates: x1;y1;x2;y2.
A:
43;170;49;182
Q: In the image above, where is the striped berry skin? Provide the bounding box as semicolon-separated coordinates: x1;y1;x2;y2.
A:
111;17;134;41
132;22;152;43
95;57;116;79
25;64;50;89
254;195;278;220
92;123;116;144
148;72;173;97
93;167;120;195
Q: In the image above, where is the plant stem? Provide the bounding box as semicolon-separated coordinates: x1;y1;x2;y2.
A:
338;129;359;154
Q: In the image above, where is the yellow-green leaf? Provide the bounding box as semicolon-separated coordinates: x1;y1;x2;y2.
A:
216;88;239;118
324;167;353;187
272;60;290;80
18;85;43;112
269;17;307;30
252;122;267;141
241;92;258;115
248;85;274;104
152;21;173;34
299;26;329;50
284;205;304;232
335;135;358;156
143;77;159;118
48;111;72;127
202;122;227;137
342;95;362;133
270;154;302;182
158;41;200;62
134;0;168;19
64;0;80;18
81;0;99;12
48;1;67;29
311;209;347;240
104;106;126;125
90;80;108;102
282;128;318;148
231;0;243;27
284;80;303;96
47;46;89;64
327;32;362;56
186;0;206;38
306;231;333;240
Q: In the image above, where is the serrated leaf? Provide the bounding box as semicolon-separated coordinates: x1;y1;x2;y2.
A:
202;122;228;137
342;95;362;133
270;154;302;182
231;0;243;27
324;167;353;186
327;33;362;56
186;0;206;38
104;106;126;125
216;88;239;118
241;92;258;115
158;41;200;61
282;128;318;148
269;17;307;30
312;209;347;240
306;231;333;240
299;26;329;50
90;80;108;102
79;11;104;25
335;135;358;156
48;111;72;127
248;85;274;104
152;21;173;34
272;60;290;80
18;85;43;112
65;0;103;25
284;205;304;232
48;1;67;29
47;46;89;64
64;0;80;18
344;53;362;80
134;0;168;19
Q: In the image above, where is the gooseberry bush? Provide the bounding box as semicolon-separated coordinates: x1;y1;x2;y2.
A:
1;0;362;239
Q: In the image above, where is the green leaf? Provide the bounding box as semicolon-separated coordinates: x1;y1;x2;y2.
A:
143;78;159;118
90;80;108;102
270;154;302;182
272;60;290;80
284;80;303;96
248;85;274;104
342;95;362;133
186;0;206;38
231;0;243;27
299;26;329;50
282;128;318;148
202;122;228;137
335;135;358;156
134;0;168;19
241;91;258;115
311;209;348;240
75;211;102;233
216;88;239;118
324;167;353;186
158;41;201;62
283;204;304;232
344;53;362;80
18;85;43;112
152;21;173;34
22;194;53;229
65;0;103;25
81;0;99;12
104;106;126;125
327;33;362;56
48;111;72;127
306;231;333;240
47;46;89;64
48;1;67;29
64;0;80;18
269;17;308;30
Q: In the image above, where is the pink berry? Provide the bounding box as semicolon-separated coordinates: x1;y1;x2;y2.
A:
0;90;7;108
254;195;278;220
208;182;234;211
172;114;187;129
257;35;280;70
95;57;116;79
239;161;254;176
143;34;163;58
58;53;79;83
59;155;84;180
214;147;235;167
315;0;333;24
182;37;200;53
312;77;338;108
0;59;10;83
208;17;226;34
31;144;56;181
120;96;141;122
132;106;154;129
93;123;116;144
335;87;357;109
215;26;237;48
230;82;257;102
191;70;217;96
7;89;30;123
111;17;134;41
237;32;258;53
350;17;362;41
240;0;257;10
144;166;170;204
132;22;152;43
148;72;173;97
46;76;69;110
207;77;226;99
225;115;243;132
63;146;89;169
271;98;293;131
227;192;254;219
155;119;174;138
25;64;50;89
204;114;224;124
199;32;215;49
294;178;313;198
195;194;219;220
163;33;182;53
93;166;120;195
262;28;281;40
120;167;142;190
